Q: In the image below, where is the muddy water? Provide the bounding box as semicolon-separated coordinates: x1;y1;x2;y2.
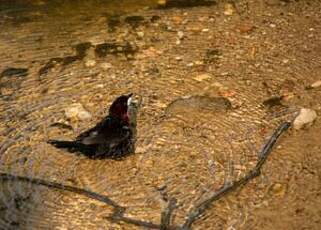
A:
1;0;321;229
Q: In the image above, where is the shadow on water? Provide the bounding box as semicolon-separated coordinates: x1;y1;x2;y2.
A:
0;0;159;26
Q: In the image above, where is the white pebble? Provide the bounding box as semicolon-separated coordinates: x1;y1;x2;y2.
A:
310;80;321;88
177;31;184;39
293;108;317;130
85;59;96;67
65;103;92;121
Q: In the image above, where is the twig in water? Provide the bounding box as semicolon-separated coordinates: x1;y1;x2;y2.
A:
161;198;178;230
0;173;121;208
0;122;291;230
181;121;291;229
0;172;172;229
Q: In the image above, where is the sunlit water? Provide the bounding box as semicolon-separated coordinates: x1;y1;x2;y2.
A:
1;0;319;229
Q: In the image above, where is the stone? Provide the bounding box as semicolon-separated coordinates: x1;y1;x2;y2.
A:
157;0;166;7
269;23;276;28
194;73;211;82
224;3;235;16
177;31;184;40
194;60;203;65
238;23;254;33
310;80;321;88
137;31;144;38
85;59;96;67
1;67;28;77
269;183;286;198
187;25;201;32
293;108;317;130
100;62;112;70
172;15;183;24
65;103;92;121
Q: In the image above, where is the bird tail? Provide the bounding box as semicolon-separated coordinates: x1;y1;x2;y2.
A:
47;140;96;157
47;140;82;149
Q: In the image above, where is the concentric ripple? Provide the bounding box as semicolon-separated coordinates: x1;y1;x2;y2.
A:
1;0;320;229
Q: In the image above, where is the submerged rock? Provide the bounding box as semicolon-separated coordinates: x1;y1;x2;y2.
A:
237;22;254;34
263;96;285;108
100;62;113;70
74;42;92;57
293;108;317;130
224;3;235;16
177;31;184;40
1;67;28;78
0;67;28;96
306;80;321;89
310;80;321;88
38;42;92;76
107;15;121;32
85;59;96;67
204;49;222;64
124;15;145;28
158;0;216;8
65;103;92;121
166;95;232;115
151;15;161;23
193;73;211;82
94;42;137;58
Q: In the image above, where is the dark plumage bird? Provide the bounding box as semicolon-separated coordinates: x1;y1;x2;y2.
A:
47;93;140;159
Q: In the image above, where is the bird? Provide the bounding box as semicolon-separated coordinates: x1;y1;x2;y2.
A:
47;93;140;159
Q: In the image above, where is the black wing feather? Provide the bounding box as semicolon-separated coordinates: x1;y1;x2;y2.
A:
76;116;130;145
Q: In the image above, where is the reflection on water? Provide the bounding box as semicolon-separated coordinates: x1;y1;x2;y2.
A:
0;0;318;229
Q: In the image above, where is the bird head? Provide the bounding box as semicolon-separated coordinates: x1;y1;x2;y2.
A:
109;93;140;124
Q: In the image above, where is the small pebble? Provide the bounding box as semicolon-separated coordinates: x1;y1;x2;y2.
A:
194;73;211;82
100;62;112;70
65;103;92;121
157;0;166;7
1;67;28;77
270;183;286;197
238;23;254;33
224;3;235;15
85;60;96;67
194;60;203;65
177;31;184;39
137;31;144;38
293;108;317;130
96;84;104;88
310;80;321;88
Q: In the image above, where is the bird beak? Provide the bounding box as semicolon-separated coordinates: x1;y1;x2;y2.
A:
127;94;141;125
127;94;141;108
127;93;141;106
127;94;133;107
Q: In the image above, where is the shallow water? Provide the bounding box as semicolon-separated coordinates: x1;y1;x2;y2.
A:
1;0;321;229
